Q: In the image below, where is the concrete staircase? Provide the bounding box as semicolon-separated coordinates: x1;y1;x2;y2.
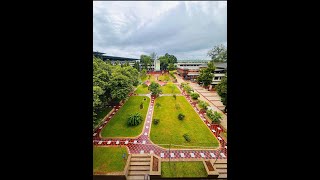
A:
127;154;151;180
212;159;227;179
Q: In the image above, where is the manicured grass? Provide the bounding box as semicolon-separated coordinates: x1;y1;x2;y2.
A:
101;96;150;137
150;96;219;148
148;75;156;82
161;161;207;178
93;147;128;174
160;83;181;94
158;74;170;82
135;84;150;94
141;76;148;82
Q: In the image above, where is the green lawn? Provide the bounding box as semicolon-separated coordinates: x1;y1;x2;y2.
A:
94;107;113;128
101;96;150;137
150;96;219;148
135;85;150;94
93;147;128;174
160;83;181;94
158;74;170;82
141;76;148;82
161;161;207;178
148;75;156;82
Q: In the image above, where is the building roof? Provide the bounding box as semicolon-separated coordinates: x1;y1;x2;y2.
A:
214;62;227;69
187;72;199;76
93;51;140;61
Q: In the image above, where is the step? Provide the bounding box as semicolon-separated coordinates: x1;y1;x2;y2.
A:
214;164;227;169
130;162;150;166
218;173;227;178
127;175;146;180
128;170;150;176
129;166;150;171
130;158;151;162
131;154;151;158
217;169;227;173
214;159;227;164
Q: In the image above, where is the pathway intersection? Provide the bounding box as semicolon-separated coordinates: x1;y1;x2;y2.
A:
93;83;227;160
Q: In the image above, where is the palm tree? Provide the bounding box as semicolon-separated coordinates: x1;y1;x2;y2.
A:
212;111;223;124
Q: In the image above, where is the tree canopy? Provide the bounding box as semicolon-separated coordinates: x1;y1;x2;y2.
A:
93;56;139;126
216;75;227;112
158;53;177;70
207;44;227;62
149;82;162;96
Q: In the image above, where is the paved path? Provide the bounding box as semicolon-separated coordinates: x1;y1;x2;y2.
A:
93;79;227;160
175;75;227;130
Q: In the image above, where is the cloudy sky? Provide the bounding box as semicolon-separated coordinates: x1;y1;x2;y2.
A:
93;1;227;60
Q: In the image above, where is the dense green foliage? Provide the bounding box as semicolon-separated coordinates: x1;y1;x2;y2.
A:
127;113;143;126
198;100;209;110
197;61;215;87
216;75;227;112
207;44;227;62
190;93;200;100
178;113;185;120
93;56;139;126
149;82;162;96
206;109;223;124
158;53;177;70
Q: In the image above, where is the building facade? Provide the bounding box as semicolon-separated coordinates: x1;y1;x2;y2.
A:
176;60;227;86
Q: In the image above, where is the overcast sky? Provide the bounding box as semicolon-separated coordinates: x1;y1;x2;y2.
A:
93;1;227;60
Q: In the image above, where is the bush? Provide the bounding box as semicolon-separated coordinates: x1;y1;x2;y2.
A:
140;102;144;109
142;83;148;88
173;94;176;100
127;113;143;126
206;110;222;124
190;93;200;100
175;104;181;110
153;119;160;125
199;100;209;110
183;133;191;142
155;102;161;108
178;113;185;120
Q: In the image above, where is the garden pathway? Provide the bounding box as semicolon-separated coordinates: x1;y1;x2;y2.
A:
93;86;227;160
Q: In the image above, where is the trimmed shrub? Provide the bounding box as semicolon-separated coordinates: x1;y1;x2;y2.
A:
175;104;181;110
140;102;144;109
156;102;161;108
183;133;191;142
127;113;143;126
190;93;200;100
153;119;160;125
173;94;176;100
198;100;209;110
178;113;185;120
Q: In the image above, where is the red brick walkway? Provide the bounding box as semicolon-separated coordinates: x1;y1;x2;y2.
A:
93;90;227;160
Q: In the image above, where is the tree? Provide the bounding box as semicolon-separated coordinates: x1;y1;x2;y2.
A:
216;75;227;112
168;63;175;71
207;44;227;62
158;53;177;70
133;61;140;71
149;82;162;96
197;68;214;87
140;55;152;70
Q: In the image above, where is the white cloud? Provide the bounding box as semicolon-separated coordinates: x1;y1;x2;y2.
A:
93;1;227;60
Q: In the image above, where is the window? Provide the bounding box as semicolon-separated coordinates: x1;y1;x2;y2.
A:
214;77;219;80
